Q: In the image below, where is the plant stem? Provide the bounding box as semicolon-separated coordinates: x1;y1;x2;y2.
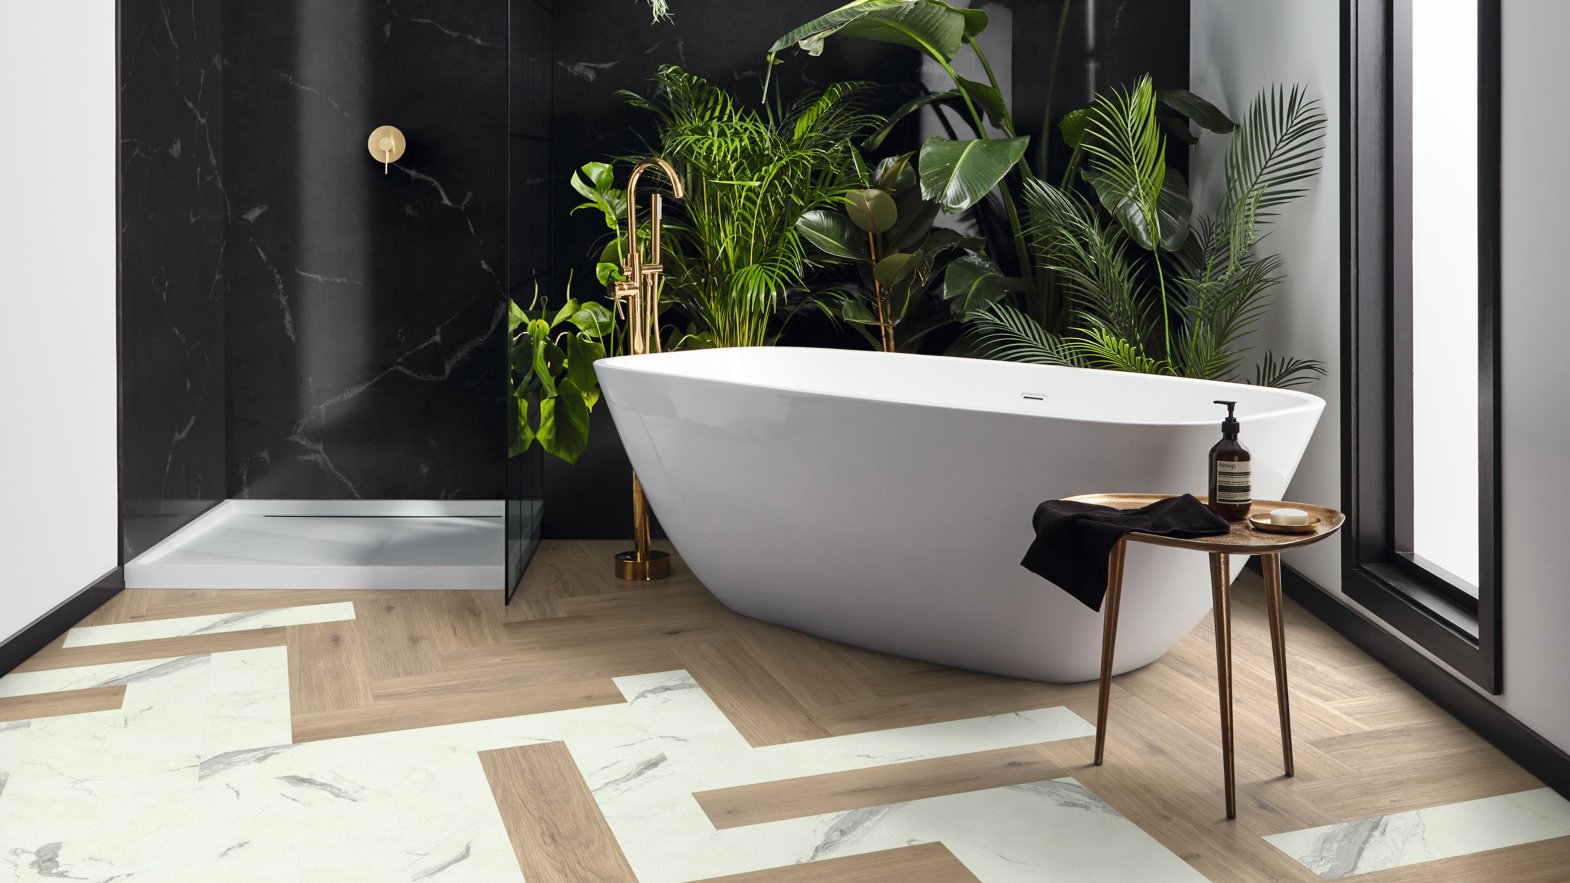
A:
1039;0;1073;175
1153;248;1173;365
868;229;891;352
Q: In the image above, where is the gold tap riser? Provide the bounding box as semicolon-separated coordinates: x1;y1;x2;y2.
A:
615;158;684;581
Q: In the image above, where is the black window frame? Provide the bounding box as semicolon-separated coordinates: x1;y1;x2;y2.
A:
1342;0;1502;693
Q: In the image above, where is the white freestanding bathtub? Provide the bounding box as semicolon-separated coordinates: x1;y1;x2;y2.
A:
596;348;1324;682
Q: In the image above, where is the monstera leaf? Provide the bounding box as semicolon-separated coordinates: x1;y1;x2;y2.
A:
918;136;1029;213
769;0;969;61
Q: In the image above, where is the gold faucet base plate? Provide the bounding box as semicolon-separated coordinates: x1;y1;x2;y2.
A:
614;550;672;581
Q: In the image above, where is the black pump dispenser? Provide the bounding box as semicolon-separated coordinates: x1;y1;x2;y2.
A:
1216;400;1240;438
1208;400;1251;520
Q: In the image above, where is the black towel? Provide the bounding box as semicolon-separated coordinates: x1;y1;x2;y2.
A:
1020;494;1231;611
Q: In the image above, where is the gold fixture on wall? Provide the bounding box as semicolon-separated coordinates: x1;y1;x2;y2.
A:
367;125;406;173
613;158;685;581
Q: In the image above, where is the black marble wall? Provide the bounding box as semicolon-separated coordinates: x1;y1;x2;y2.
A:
120;0;229;559
222;1;509;501
507;0;552;593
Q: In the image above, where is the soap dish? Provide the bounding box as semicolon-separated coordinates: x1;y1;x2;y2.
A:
1249;513;1321;535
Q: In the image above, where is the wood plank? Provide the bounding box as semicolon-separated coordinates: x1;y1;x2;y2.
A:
0;685;127;723
695;843;979;882
286;621;373;717
1354;835;1570;882
294;679;624;743
694;743;1081;829
419;590;509;654
10;627;288;672
673;640;831;746
351;594;443;681
479;740;637;883
131;588;407;623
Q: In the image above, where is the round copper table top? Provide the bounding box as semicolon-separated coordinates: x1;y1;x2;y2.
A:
1063;493;1345;553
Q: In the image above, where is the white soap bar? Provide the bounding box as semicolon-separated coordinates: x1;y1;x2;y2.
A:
1270;507;1310;525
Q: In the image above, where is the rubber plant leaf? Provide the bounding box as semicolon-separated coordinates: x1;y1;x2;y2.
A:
918;135;1030;213
797;209;870;260
1084;167;1193;252
873;153;916;193
885;188;941;253
942;252;1007;319
839;299;879;325
845;188;899;233
769;0;967;62
873;251;921;290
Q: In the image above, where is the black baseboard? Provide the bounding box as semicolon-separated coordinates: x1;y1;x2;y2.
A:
1273;561;1570;799
0;567;124;677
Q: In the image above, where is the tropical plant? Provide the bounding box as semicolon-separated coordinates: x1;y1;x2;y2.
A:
768;0;1233;332
508;284;616;464
958;79;1329;388
619;66;880;348
797;153;1003;351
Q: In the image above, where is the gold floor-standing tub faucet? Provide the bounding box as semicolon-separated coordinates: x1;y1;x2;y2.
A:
613;158;685;581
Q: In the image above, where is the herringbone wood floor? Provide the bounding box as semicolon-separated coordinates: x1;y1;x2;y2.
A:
11;540;1569;881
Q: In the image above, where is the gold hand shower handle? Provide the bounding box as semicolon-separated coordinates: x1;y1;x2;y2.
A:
366;125;407;174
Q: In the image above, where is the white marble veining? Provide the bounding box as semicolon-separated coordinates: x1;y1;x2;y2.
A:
62;602;356;648
0;632;1202;882
1266;787;1570;879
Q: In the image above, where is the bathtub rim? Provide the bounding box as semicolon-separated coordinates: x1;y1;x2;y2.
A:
596;347;1325;429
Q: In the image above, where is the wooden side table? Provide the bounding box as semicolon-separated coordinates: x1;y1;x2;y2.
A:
1066;493;1345;819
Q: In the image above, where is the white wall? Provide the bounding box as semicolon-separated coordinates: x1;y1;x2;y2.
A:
0;3;120;642
1494;0;1570;754
1192;0;1570;757
1189;0;1343;593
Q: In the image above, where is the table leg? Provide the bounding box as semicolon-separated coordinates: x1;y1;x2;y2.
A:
1094;538;1128;766
1264;553;1295;777
1209;551;1236;820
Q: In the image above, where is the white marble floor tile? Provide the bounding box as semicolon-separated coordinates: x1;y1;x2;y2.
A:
61;602;356;648
0;651;1193;882
1265;787;1570;879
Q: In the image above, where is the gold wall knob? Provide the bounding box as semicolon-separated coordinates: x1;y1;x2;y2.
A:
367;125;406;174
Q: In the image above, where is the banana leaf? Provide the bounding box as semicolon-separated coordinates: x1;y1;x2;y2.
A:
918;135;1029;213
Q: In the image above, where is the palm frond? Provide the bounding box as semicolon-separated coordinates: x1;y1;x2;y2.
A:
1063;325;1173;375
953;304;1081;365
625;67;875;347
1021;177;1155;348
1081;75;1167;248
1253;352;1326;389
1224;85;1327;222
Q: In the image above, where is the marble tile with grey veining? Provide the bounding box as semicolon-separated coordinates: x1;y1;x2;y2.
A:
1266;787;1570;879
62;603;355;648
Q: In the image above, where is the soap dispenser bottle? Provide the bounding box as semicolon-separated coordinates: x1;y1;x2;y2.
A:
1208;400;1252;521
